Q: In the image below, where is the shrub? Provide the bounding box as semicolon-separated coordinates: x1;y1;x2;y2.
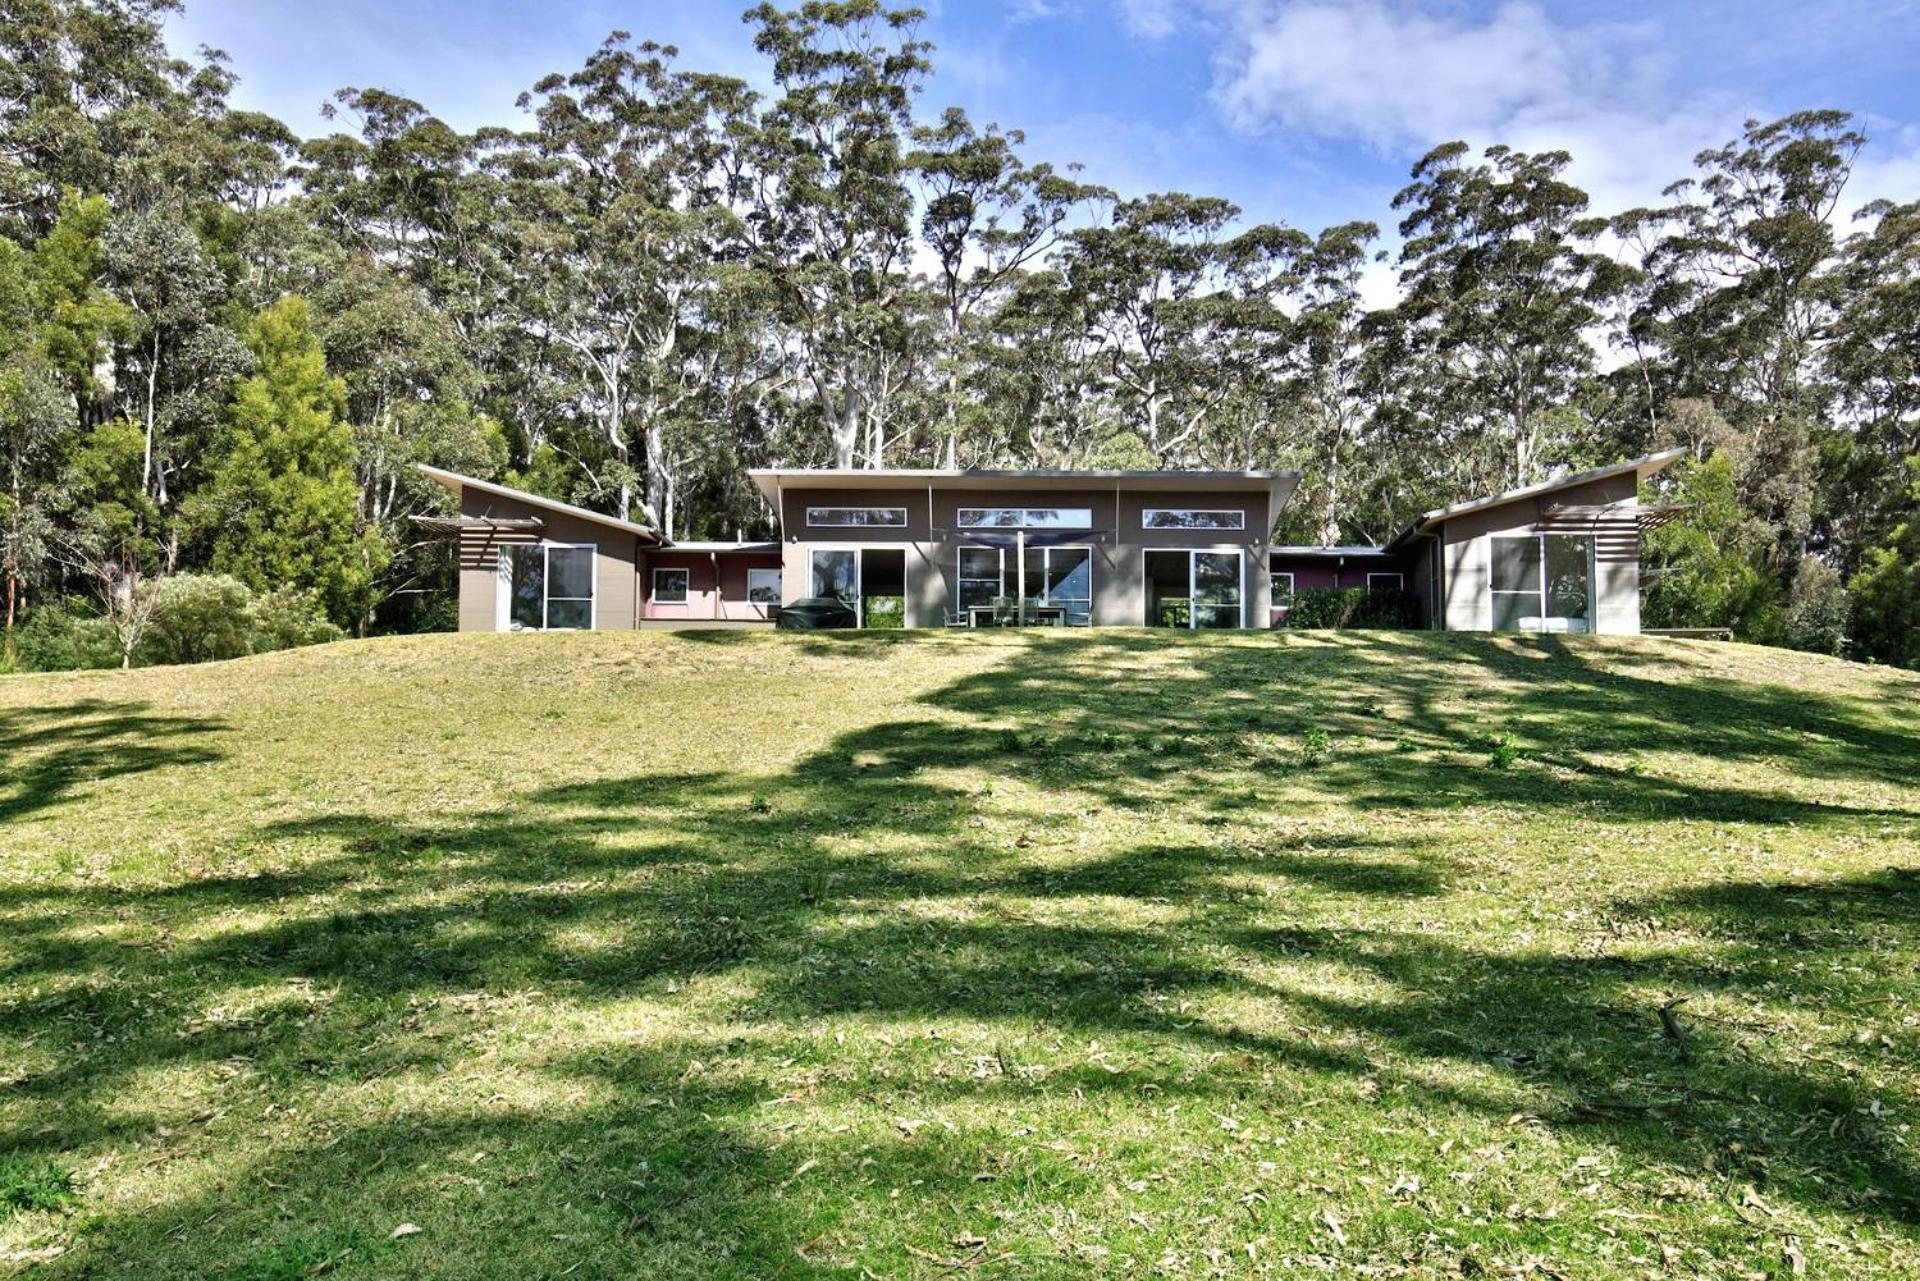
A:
1284;587;1419;629
1486;732;1524;770
140;574;256;665
8;599;121;672
1846;463;1918;667
863;594;904;629
1782;557;1850;656
1299;726;1332;765
250;587;346;652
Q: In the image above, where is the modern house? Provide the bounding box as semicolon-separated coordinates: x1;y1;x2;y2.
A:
417;447;1685;635
1268;448;1687;633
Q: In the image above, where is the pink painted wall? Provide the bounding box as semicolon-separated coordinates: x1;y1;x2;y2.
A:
1266;555;1411;627
641;552;785;621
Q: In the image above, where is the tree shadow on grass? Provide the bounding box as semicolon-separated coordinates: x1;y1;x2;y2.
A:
4;631;1918;1275
0;699;227;823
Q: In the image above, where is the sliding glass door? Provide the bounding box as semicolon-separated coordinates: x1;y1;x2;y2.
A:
499;543;596;631
1491;535;1592;632
1024;546;1093;625
808;547;907;627
955;545;1094;625
957;547;1001;614
1190;551;1243;629
1144;549;1245;629
810;549;859;603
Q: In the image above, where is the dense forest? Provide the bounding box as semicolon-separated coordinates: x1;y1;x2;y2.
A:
1;0;1915;668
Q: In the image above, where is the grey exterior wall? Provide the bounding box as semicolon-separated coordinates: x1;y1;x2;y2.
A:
774;483;1274;627
1436;473;1641;635
456;489;641;632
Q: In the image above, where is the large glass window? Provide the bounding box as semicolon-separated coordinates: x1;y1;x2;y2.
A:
806;507;906;527
747;568;781;604
1491;535;1591;632
1143;508;1244;530
957;507;1092;529
1024;546;1093;624
955;545;1093;624
810;549;858;600
958;547;1002;611
502;543;595;631
1544;536;1593;631
652;567;689;604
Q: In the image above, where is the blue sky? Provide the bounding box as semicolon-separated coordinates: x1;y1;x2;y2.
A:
169;0;1920;281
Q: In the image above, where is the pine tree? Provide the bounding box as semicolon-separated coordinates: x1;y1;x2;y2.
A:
196;297;386;628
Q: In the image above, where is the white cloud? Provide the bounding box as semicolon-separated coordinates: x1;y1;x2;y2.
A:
1354;254;1402;312
1115;0;1186;40
1215;1;1592;145
1850;120;1920;214
1162;0;1765;218
1004;0;1076;21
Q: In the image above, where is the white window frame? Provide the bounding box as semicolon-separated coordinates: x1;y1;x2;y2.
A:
805;506;907;528
1367;572;1404;592
956;545;1005;616
1490;533;1595;633
652;566;690;605
1271;571;1295;603
497;541;597;632
746;567;782;607
954;544;1094;623
809;545;903;627
956;507;1093;530
1145;546;1245;630
1142;508;1245;531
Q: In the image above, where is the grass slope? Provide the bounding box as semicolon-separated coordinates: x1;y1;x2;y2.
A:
2;629;1917;1279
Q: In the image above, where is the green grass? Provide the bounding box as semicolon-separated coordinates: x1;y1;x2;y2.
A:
2;628;1917;1278
0;1156;78;1219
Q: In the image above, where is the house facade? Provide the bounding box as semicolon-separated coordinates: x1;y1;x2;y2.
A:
751;468;1295;629
419;448;1683;636
1267;450;1684;634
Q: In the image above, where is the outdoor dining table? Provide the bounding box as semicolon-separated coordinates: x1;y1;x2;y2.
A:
968;604;1065;627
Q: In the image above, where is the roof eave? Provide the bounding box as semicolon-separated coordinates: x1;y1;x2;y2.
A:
1382;447;1689;550
747;468;1301;522
415;465;663;544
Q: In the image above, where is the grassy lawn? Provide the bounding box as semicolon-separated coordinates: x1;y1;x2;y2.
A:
2;629;1917;1278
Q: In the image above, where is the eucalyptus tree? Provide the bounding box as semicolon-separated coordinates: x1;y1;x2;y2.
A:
1824;199;1920;566
1387;142;1622;497
739;1;930;469
2;194;132;649
966;267;1111;467
1614;112;1864;570
1064;192;1300;467
0;0;197;229
102;211;250;546
493;36;754;522
309;256;508;628
300;88;503;365
909;107;1105;465
1616;112;1863;423
1278;221;1381;543
0;240;71;652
